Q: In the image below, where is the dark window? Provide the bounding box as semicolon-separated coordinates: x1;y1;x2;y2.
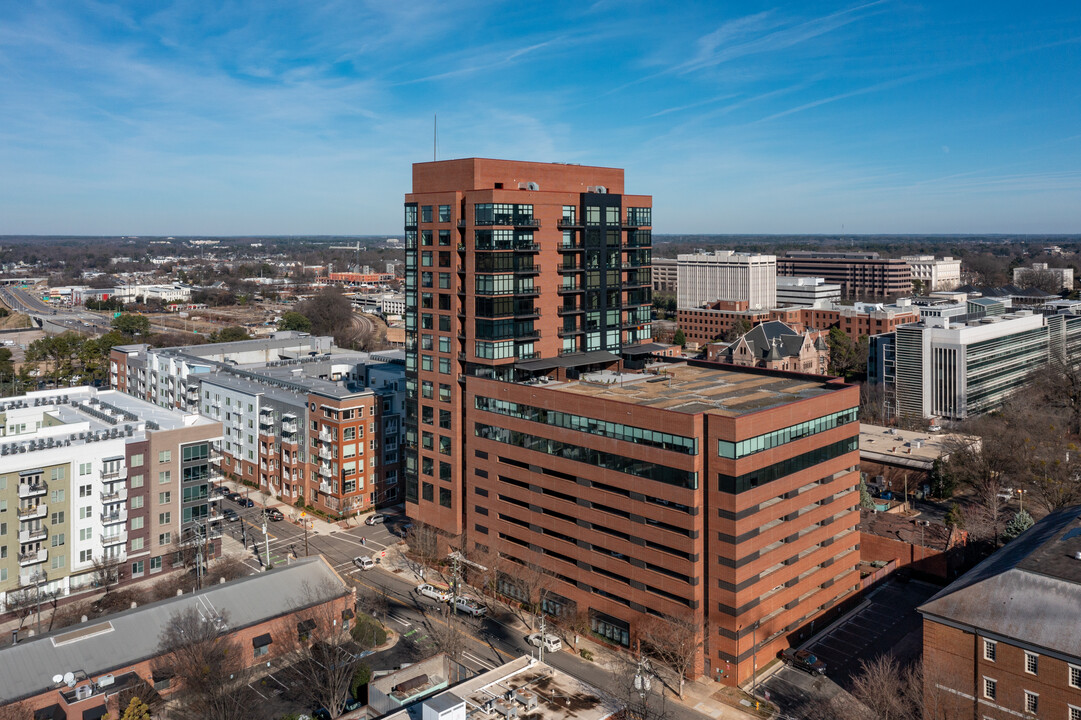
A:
422;482;434;502
439;487;452;508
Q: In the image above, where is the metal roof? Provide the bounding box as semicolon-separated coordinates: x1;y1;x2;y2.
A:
0;558;349;705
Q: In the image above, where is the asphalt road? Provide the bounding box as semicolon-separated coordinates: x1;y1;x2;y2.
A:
217;497;712;720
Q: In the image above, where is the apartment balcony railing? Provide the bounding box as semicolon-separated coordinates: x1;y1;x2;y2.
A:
18;482;48;499
319;481;333;494
19;526;48;543
318;464;332;478
18;548;48;566
100;487;128;504
319;429;333;443
17;504;47;520
100;468;125;480
282;421;298;434
100;532;127;547
318;446;332;460
101;509;128;525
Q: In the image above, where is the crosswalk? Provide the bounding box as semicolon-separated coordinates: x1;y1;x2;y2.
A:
462;651;496;671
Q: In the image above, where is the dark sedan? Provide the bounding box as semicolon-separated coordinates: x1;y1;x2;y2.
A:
222;508;240;522
264;508;284;521
235;496;254;508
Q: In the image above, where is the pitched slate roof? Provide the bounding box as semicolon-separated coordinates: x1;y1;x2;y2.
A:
918;506;1081;659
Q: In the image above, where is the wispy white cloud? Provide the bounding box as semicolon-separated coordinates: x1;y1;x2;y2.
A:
755;71;928;122
678;1;888;74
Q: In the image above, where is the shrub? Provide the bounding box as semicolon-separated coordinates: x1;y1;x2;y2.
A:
350;613;387;650
579;648;594;661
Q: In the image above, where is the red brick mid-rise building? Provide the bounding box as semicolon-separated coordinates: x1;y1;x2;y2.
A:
678;300;919;347
778;252;912;299
403;159;862;686
919;507;1081;720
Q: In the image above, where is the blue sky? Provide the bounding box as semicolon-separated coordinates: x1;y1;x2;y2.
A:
1;1;1079;235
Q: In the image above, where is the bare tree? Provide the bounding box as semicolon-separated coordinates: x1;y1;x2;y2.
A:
425;604;467;663
405;521;442;575
607;655;672;720
639;613;703;699
152;608;261;720
1014;267;1063;294
0;699;33;720
4;588;37;632
942;417;1021;546
1032;357;1081;435
275;581;360;720
848;655;923;720
356;582;390;624
91;555;124;594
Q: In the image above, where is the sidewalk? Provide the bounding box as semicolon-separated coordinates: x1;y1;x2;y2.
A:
378;542;761;720
220;480;342;536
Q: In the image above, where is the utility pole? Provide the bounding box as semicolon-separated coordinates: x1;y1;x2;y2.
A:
262;512;271;569
751;620;760;698
303;516;309;557
537;614;547;664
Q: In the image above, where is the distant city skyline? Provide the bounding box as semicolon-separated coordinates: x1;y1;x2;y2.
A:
1;1;1079;236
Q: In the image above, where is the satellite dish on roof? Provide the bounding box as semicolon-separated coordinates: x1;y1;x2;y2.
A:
52;674;64;685
64;672;76;687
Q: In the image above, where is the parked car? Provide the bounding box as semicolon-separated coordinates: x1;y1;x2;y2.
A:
453;596;488;617
264;508;284;521
415;583;452;602
353;556;375;571
222;508;240;522
527;633;562;653
397;522;414;537
235;496;254;508
211;486;227;497
224;491;241;502
365;513;386;526
781;648;827;675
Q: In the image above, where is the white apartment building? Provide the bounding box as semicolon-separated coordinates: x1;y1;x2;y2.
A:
775;276;842;307
0;387;221;609
901;256;962;292
676;251;776;310
1013;262;1074;291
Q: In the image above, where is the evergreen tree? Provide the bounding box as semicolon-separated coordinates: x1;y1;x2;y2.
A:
944;503;964;529
673;328;686;347
859;478;876;510
1003;509;1034;541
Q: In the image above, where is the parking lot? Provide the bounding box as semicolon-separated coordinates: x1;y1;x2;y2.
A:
761;577;940;712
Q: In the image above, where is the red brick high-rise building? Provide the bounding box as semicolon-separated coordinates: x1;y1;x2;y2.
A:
404;159;861;685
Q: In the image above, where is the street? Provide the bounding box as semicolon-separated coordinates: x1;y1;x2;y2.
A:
217;497;717;720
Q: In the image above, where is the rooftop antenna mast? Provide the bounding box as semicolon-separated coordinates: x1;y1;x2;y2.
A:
434;113;437;162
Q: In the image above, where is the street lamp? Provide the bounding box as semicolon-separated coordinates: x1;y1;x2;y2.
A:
1017;488;1025;515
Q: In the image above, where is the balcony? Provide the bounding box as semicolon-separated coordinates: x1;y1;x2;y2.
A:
558;328;584;338
100;468;125;481
102;508;128;525
557;217;582;229
18;504;47;520
558;305;584;315
512;265;540;274
319;481;333;494
318;464;332;478
18;482;48;499
100;532;127;547
318;446;333;460
557;283;583;295
19;526;48;543
101;487;128;503
18;548;48;566
514;217;540;229
319;429;333;443
282;421;298;434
